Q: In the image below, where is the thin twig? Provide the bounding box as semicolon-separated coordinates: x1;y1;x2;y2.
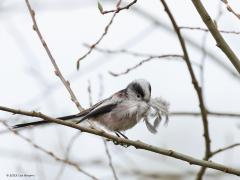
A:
160;0;211;156
54;132;82;180
197;143;240;179
179;26;240;35
192;0;240;74
196;6;224;179
76;0;122;69
1;121;97;180
211;143;240;156
99;0;137;14
29;130;47;180
132;6;240;80
24;0;83;111
221;0;240;20
119;169;222;179
95;75;118;179
109;55;184;76
170;111;240;118
0;106;240;176
103;140;118;180
159;1;212;179
83;43;165;57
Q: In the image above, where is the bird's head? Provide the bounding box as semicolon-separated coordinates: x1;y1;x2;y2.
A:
127;79;151;102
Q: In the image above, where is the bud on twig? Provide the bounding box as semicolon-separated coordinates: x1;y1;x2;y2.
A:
98;1;104;14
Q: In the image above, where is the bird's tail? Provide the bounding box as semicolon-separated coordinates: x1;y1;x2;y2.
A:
12;114;82;129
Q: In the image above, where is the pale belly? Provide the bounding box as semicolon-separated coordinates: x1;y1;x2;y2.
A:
92;101;149;131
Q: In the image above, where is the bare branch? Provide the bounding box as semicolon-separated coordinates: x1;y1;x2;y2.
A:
221;0;240;20
24;0;84;111
94;76;118;179
54;132;82;180
179;26;240;35
192;0;240;74
171;111;240;118
99;0;137;15
83;43;167;58
211;143;240;156
0;106;240;176
1;121;97;180
103;140;118;180
76;0;122;69
160;0;211;157
109;55;184;76
159;1;212;179
132;6;240;80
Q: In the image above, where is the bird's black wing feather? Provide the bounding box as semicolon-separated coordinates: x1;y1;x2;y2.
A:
12;113;86;129
76;89;127;123
13;98;110;129
77;103;118;123
13;121;49;128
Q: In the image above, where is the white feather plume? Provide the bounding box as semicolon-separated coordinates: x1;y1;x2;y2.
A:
144;97;170;134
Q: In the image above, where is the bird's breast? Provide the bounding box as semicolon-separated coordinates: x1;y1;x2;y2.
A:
93;100;149;131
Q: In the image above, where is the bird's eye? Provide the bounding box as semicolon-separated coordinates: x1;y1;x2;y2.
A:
137;94;141;98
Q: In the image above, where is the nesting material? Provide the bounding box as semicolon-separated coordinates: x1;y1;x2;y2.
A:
144;97;170;134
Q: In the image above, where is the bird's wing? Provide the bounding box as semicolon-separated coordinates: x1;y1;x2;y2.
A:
12;89;127;129
77;89;128;123
59;98;111;120
77;103;118;123
12;98;110;129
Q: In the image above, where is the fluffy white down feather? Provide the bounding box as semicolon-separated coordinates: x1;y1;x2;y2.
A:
144;97;170;134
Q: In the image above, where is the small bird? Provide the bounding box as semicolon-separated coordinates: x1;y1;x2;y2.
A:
13;79;152;138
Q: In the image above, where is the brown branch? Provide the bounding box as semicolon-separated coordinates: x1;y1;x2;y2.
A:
211;143;240;156
99;0;137;14
109;55;184;76
170;111;240;118
54;132;82;180
0;109;239;136
1;121;97;180
197;143;240;180
24;0;84;111
132;6;240;80
159;1;212;179
83;43;165;58
221;0;240;20
192;0;240;74
179;26;240;35
95;75;118;179
87;79;117;179
120;169;222;179
0;106;240;176
197;6;222;179
103;140;118;180
160;0;211;157
76;0;122;69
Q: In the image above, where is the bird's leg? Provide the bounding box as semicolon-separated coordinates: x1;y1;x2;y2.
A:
112;131;129;147
115;132;121;138
112;132;121;145
103;131;121;144
116;131;128;139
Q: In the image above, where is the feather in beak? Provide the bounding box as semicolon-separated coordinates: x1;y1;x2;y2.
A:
144;97;170;134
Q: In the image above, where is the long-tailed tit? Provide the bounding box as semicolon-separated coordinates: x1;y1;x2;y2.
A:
13;79;168;136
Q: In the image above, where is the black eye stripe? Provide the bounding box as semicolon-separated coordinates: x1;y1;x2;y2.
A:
132;83;145;98
148;84;151;93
